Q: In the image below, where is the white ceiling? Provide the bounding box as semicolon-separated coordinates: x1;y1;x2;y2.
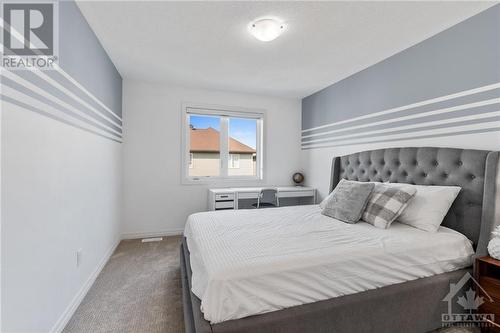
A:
77;1;496;99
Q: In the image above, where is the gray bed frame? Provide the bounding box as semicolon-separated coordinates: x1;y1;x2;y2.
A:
181;147;499;333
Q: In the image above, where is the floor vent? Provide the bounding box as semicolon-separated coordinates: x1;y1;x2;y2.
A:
141;237;163;243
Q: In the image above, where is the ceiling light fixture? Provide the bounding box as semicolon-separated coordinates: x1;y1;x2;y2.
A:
249;18;285;42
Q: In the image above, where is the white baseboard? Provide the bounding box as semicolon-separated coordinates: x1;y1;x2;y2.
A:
50;238;121;333
121;229;184;240
49;229;183;332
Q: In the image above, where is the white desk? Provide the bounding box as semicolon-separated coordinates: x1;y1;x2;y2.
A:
208;186;316;211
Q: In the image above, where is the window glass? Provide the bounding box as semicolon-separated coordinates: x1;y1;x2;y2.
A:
228;117;257;176
188;114;220;177
228;154;240;168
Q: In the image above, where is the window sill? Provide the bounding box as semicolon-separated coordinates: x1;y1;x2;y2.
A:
182;176;264;185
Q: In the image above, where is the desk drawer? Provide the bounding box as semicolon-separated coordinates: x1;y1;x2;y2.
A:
215;193;234;201
215;201;234;209
279;190;315;198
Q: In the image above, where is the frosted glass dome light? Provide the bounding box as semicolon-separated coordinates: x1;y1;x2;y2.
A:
249;18;285;42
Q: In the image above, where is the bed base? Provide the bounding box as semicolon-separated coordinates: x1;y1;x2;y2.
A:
181;238;470;333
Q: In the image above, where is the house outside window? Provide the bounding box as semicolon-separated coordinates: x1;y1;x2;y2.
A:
228;154;240;169
182;104;264;183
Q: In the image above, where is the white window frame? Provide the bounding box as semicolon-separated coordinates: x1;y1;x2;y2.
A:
228;154;240;169
181;102;264;184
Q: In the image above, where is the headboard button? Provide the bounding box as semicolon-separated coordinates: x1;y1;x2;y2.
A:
457;161;463;166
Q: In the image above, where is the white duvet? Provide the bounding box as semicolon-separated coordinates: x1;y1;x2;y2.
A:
184;205;474;324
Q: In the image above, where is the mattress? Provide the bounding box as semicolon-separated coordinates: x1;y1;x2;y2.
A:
183;205;474;324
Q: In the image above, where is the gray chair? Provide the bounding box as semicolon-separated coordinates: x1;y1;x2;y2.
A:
252;188;279;208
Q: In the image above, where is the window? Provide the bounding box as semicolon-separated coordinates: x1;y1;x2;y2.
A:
189;153;194;168
182;104;264;182
228;154;240;169
187;114;220;177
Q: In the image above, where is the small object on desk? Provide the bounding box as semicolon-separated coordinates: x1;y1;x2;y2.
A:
475;256;500;332
292;172;304;185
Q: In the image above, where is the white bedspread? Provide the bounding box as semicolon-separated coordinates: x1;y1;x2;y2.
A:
184;205;474;324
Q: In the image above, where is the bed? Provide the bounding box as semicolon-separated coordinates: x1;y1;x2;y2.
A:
180;147;499;333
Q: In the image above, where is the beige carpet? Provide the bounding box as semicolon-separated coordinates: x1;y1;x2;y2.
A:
63;236;476;333
63;236;184;333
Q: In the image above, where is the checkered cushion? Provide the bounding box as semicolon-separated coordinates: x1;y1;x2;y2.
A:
362;183;417;229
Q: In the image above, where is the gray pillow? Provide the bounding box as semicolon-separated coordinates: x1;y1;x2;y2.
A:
321;179;375;223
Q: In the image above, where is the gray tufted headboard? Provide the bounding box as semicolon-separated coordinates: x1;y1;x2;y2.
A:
329;147;499;256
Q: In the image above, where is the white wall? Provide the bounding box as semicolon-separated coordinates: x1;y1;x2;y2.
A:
1;103;122;332
122;80;301;237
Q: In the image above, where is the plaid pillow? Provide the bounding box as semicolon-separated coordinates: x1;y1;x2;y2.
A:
362;183;416;229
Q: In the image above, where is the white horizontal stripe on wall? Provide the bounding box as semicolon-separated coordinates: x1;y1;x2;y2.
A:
301;82;500;150
1;86;122;143
53;63;122;124
31;69;122;129
302;97;500;139
1;34;122;143
302;121;500;150
0;19;122;124
2;95;122;144
302;110;500;145
1;69;122;142
302;82;500;133
2;70;122;139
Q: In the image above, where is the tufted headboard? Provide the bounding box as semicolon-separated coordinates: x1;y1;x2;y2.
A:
329;147;499;256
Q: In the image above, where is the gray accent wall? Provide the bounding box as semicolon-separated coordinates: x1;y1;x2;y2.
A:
301;5;500;149
59;1;122;118
0;0;122;142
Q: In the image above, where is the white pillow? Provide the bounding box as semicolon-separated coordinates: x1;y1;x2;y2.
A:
385;183;461;232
